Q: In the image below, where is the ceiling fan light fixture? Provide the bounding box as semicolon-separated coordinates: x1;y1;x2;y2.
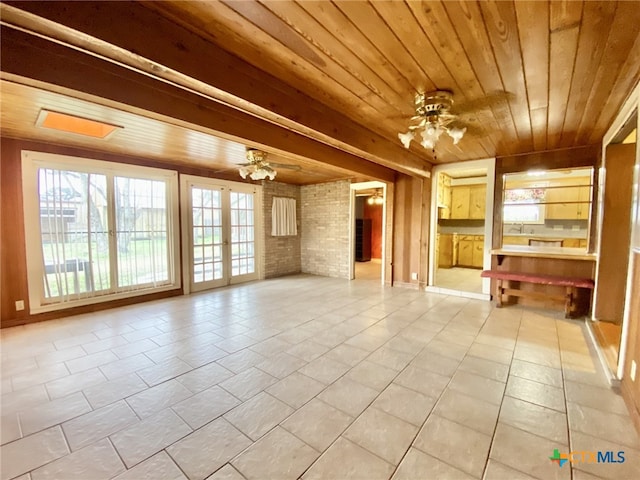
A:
398;131;414;149
420;137;435;150
448;126;466;145
399;90;466;151
239;148;277;181
367;189;384;205
238;165;251;179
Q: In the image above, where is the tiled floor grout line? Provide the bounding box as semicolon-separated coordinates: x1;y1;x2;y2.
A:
4;280;633;480
289;305;468;479
558;320;575;480
106;436;129;477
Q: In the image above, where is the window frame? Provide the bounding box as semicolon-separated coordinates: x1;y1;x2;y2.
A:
500;167;594;250
21;150;180;314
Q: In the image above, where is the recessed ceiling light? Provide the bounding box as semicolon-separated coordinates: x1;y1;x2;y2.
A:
36;109;122;139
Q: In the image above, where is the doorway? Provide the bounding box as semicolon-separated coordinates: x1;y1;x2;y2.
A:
181;175;262;294
350;181;386;282
592;107;637;378
427;159;495;299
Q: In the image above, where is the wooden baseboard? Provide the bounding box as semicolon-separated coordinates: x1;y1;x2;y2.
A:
621;379;640;436
591;321;621;374
1;289;183;328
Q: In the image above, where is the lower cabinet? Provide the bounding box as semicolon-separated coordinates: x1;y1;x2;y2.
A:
472;235;484;267
438;234;454;268
457;235;483;268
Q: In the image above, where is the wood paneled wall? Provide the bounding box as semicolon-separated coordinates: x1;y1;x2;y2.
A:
1;137;252;327
391;174;430;288
595;143;636;322
622;252;640;433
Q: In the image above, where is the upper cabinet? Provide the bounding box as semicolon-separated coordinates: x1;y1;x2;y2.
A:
545;184;591;220
469;185;486;219
451;184;486;220
437;173;451;219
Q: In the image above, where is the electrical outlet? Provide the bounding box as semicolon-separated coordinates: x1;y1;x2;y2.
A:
411;272;419;280
15;300;25;311
631;360;637;382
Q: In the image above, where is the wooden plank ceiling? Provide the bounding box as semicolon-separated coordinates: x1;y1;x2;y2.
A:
0;80;358;185
2;1;640;177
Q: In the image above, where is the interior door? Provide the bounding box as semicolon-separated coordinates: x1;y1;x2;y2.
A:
185;177;260;293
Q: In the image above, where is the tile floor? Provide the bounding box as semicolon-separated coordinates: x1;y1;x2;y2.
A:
435;267;484;294
1;274;639;480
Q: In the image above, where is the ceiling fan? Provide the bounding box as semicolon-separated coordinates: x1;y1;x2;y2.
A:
398;90;466;150
237;148;301;181
398;90;511;150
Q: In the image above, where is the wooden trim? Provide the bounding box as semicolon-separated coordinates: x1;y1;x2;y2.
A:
0;137;241;326
621;378;640;437
0;2;432;178
0;25;396;183
2;289;183;329
492;146;600;251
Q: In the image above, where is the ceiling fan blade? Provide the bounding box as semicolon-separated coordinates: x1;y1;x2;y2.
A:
269;162;302;171
459;123;484;136
450;91;514;114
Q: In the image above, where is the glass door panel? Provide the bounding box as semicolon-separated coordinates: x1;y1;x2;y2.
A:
114;177;169;289
190;185;226;292
184;178;260;292
229;191;258;281
38;168;111;300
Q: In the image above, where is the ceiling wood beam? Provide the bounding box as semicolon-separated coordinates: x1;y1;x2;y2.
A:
0;25;396;183
1;1;431;178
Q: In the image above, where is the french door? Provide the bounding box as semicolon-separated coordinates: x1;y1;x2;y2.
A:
182;176;261;293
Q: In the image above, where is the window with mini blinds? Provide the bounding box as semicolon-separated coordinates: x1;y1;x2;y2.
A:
22;151;180;313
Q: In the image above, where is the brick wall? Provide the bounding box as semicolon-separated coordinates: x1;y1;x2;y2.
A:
262;181;301;278
301;180;351;279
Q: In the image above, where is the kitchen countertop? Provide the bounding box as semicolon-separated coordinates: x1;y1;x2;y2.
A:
491;245;596;261
502;232;587;239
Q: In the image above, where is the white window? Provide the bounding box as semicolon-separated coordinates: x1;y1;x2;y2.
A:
503;187;546;224
22;151;180;313
503;203;546;224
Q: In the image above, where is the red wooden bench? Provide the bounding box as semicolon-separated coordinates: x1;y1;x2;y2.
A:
480;270;595;318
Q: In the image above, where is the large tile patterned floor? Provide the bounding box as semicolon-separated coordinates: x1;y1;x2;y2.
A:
1;274;639;480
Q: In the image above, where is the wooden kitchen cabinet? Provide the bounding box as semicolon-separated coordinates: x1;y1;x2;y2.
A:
457;235;484;268
503;235;529;246
451;184;485;219
469;185;486;219
457;235;474;266
437;174;452;219
451;187;470;219
563;238;580;248
472;235;484;267
438;233;454;268
545;185;591;220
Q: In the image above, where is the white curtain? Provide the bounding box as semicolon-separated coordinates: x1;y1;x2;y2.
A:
272;197;297;236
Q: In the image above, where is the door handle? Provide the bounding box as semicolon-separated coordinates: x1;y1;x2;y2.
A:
223;240;229;245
